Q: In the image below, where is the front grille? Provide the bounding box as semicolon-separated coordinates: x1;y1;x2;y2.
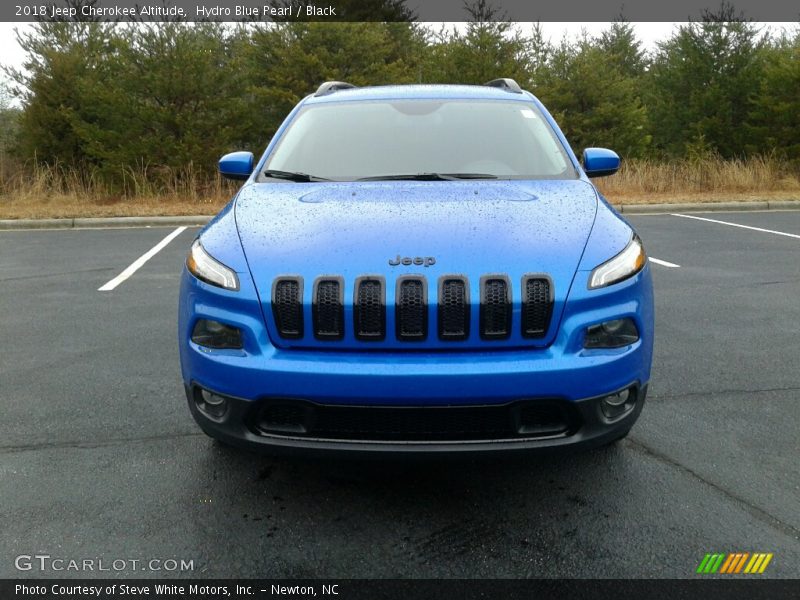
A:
438;277;469;340
522;276;553;338
270;274;555;345
354;277;385;341
480;276;511;339
272;278;303;339
313;278;344;340
396;277;427;341
251;399;579;442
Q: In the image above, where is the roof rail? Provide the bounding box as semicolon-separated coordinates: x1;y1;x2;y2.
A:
484;78;523;94
314;81;357;97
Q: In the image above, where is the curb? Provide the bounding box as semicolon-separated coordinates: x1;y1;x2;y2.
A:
1;201;799;230
0;215;213;230
615;200;798;214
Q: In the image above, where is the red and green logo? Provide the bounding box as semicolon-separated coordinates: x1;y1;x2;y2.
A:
697;552;773;574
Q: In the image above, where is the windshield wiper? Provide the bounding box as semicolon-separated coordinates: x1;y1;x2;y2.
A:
262;169;330;182
357;172;499;181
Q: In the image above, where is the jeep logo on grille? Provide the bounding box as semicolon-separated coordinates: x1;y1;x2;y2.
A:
389;255;436;267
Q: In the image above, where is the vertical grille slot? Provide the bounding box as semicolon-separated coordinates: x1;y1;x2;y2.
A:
522;276;553;338
396;277;427;341
354;277;385;341
480;275;511;339
438;276;470;340
272;277;303;339
313;277;344;340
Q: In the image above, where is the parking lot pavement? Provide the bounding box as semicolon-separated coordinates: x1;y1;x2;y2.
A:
1;211;798;578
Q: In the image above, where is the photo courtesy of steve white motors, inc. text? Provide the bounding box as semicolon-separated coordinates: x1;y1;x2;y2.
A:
15;583;340;597
14;3;339;19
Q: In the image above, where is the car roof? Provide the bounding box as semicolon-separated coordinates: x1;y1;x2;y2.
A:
303;84;536;105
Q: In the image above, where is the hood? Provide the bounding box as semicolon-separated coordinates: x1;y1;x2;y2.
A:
234;179;598;350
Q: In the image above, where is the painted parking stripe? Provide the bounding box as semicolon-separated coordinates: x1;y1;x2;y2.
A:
672;213;800;240
649;257;680;268
98;226;187;291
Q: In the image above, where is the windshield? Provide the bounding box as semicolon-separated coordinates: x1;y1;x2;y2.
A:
260;99;576;181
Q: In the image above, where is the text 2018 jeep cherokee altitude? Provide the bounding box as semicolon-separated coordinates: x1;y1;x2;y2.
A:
178;79;654;455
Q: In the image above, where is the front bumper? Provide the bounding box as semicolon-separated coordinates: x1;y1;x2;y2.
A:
186;383;647;456
178;263;654;455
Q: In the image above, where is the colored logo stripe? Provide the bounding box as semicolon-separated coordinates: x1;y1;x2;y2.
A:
719;554;736;573
744;553;773;574
697;553;725;573
719;553;749;573
698;552;773;574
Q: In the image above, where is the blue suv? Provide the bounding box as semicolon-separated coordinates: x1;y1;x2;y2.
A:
178;79;654;455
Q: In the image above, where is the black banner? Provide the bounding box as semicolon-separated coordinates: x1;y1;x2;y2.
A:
3;579;800;600
2;0;800;23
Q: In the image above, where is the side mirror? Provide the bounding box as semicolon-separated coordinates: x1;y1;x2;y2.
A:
583;148;620;178
218;151;254;181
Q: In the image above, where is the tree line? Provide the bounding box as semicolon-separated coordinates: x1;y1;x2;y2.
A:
3;13;799;191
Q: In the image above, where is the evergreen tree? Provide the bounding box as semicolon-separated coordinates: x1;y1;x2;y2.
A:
242;21;423;144
420;1;534;86
646;12;767;158
747;30;800;158
5;22;114;166
537;35;651;158
597;21;648;79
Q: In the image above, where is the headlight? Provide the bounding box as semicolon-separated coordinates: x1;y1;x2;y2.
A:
186;239;239;291
589;234;646;289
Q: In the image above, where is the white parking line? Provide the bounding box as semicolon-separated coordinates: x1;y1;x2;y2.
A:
672;213;800;240
649;257;680;268
98;227;187;291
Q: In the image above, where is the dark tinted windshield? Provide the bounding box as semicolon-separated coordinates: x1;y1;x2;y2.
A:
261;100;576;181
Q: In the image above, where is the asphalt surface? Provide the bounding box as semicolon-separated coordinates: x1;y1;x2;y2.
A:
1;211;799;579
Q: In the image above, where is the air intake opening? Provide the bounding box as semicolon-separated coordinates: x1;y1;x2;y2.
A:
396;277;428;341
522;275;553;338
514;401;575;436
272;277;303;339
354;277;385;341
438;276;470;341
254;401;310;434
480;275;511;339
313;277;344;340
249;399;581;441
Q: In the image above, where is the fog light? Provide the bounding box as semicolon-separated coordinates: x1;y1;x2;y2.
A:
584;318;639;349
191;319;243;349
600;387;636;419
196;388;228;418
